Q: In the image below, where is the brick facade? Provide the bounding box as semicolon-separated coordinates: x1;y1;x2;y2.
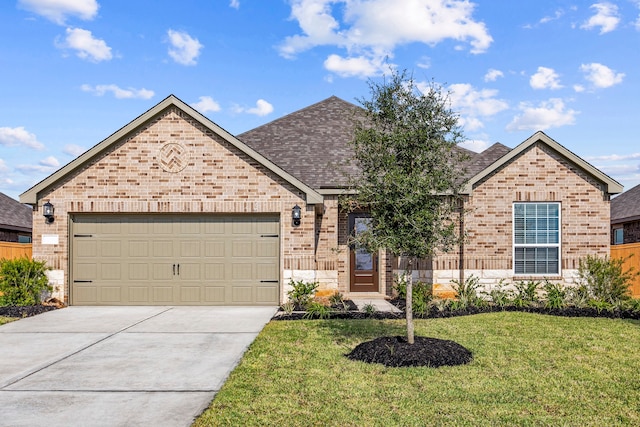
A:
32;107;315;303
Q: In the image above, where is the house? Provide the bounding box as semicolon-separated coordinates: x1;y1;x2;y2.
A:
19;95;622;305
0;192;32;243
611;183;640;245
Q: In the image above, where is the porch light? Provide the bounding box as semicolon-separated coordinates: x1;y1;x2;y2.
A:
292;204;301;227
43;201;55;224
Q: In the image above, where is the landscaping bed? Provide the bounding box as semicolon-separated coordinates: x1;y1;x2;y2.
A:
0;304;59;318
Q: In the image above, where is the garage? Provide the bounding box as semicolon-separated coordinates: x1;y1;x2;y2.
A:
70;214;280;306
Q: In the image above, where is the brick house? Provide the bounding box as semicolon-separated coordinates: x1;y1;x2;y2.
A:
611;183;640;245
0;192;32;243
20;95;622;305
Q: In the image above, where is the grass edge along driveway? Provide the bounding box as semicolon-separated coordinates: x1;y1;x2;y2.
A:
194;312;640;427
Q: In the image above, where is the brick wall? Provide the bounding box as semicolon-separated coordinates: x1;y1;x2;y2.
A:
32;107;315;302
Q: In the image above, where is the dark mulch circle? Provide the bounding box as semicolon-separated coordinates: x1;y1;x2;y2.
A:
346;335;473;368
0;305;59;318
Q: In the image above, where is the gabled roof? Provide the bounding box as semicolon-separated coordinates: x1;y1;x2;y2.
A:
462;142;512;179
462;131;623;195
20;95;323;205
0;192;32;233
611;183;640;224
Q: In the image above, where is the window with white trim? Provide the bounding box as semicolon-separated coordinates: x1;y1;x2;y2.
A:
513;203;560;275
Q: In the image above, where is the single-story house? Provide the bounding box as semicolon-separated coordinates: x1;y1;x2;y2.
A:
20;95;622;305
0;192;32;243
611;183;640;245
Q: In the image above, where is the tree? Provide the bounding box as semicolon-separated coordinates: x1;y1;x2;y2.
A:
345;70;469;344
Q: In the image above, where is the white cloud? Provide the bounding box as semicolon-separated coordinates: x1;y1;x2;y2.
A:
57;27;112;62
280;0;492;77
229;0;240;9
191;96;221;113
166;29;203;66
448;83;509;131
234;99;274;117
81;84;154;99
581;2;620;34
484;68;503;82
530;66;563;90
18;0;98;25
573;84;585;93
323;54;385;78
16;156;60;173
0;126;44;150
458;138;489;153
539;9;565;25
63;144;86;157
580;63;624;88
506;98;578;131
585;152;640;162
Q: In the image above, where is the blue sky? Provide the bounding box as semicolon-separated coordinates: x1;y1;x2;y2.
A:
1;0;639;200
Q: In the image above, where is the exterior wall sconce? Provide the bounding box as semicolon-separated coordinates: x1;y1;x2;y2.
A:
43;201;55;224
292;204;301;227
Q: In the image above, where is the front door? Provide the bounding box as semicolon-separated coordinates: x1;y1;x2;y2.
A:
349;215;379;292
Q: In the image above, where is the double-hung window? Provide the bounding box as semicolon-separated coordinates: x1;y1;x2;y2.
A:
513;203;560;275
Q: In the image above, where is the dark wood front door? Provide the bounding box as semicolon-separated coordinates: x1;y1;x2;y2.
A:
349;215;379;292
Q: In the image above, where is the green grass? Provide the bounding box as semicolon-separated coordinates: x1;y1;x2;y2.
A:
0;316;17;325
193;312;640;427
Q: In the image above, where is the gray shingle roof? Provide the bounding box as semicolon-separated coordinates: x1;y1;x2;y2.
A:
238;96;508;189
611;183;640;224
0;192;32;232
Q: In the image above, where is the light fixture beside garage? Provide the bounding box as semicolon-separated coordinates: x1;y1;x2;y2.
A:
43;201;55;224
292;204;301;227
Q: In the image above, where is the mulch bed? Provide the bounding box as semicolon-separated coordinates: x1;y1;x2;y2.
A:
0;305;60;318
346;335;473;368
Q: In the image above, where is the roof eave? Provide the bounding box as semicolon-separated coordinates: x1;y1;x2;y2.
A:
20;95;323;205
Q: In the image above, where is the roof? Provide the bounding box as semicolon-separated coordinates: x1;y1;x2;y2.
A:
20;95;323;205
238;96;362;189
0;192;32;233
463;131;623;195
611;183;640;224
238;95;493;190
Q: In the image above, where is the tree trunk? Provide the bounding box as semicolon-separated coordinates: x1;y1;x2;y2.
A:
406;258;414;344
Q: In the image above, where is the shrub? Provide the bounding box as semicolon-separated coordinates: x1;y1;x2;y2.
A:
303;301;332;319
543;281;566;309
361;303;377;315
286;279;319;308
485;281;512;309
565;284;590;308
451;275;482;309
329;292;350;311
394;275;432;314
512;280;541;308
0;257;51;306
577;255;637;304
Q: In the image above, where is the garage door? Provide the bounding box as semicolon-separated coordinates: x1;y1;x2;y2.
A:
70;214;280;306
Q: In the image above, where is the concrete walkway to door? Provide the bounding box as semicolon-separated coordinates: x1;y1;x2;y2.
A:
0;306;276;427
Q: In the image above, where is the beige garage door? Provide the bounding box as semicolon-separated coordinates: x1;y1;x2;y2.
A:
70;214;280;306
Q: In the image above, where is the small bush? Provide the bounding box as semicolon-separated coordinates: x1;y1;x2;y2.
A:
512;280;541;308
565;284;590;308
304;301;332;319
286;279;319;308
577;255;637;304
543;281;566;309
362;303;377;315
451;275;482;309
485;281;512;309
0;257;51;306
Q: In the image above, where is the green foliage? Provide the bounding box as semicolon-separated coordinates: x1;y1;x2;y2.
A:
485;281;512;309
286;279;319;307
329;292;350;312
303;302;332;319
512;280;541;308
577;255;637;304
394;275;432;315
543;281;566;309
623;298;640;312
361;303;377;315
345;69;468;260
565;284;591;308
451;275;482;309
0;257;51;306
280;301;295;314
587;299;613;314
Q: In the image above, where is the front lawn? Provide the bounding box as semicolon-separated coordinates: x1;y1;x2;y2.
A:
0;316;17;326
193;312;640;426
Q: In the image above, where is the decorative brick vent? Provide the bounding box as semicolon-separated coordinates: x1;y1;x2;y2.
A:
159;142;189;173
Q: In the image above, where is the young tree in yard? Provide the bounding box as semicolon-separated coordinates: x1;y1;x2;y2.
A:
346;70;469;344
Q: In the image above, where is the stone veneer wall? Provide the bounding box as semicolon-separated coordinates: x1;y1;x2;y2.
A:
394;142;611;294
32;107;316;304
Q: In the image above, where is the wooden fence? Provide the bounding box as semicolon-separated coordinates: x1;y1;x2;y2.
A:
0;242;32;260
610;243;640;298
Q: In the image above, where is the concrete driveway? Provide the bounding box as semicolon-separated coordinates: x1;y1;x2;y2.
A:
0;306;276;427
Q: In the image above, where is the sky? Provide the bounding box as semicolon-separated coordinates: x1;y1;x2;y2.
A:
1;0;640;201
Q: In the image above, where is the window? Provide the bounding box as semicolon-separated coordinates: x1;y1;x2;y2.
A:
513;203;560;275
613;228;624;245
18;235;32;244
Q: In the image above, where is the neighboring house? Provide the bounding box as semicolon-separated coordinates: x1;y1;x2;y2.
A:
611;183;640;245
0;192;32;243
20;95;622;306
